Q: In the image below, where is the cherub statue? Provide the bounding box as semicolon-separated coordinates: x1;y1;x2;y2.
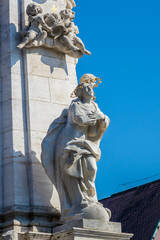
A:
17;3;52;49
52;9;91;55
65;0;76;9
17;3;91;58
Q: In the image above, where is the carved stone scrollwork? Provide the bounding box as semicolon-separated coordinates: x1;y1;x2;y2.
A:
17;3;91;59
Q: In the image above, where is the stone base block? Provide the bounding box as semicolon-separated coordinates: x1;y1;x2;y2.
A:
0;229;133;240
53;219;122;233
53;228;133;240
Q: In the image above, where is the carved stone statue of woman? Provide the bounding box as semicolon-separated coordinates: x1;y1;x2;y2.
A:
41;74;111;222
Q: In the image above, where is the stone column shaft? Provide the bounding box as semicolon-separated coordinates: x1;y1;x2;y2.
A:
0;0;77;233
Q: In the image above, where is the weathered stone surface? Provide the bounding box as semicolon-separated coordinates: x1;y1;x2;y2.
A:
28;75;51;102
53;219;122;233
31;162;60;209
3;130;25;160
2;100;24;133
2;74;23;102
26;53;75;79
3;162;29;207
0;76;3;212
52;228;133;240
2;162;15;207
2;230;18;240
29;101;67;132
0;0;77;233
0;229;133;240
49;79;76;104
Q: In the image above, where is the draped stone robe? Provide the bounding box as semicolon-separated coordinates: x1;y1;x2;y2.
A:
41;98;110;220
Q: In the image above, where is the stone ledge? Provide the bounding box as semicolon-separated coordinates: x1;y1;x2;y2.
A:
53;219;122;233
0;206;60;234
0;229;133;240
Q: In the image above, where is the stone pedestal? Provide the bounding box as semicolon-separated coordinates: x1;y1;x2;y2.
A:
52;229;133;240
0;0;77;233
53;219;122;233
52;219;133;240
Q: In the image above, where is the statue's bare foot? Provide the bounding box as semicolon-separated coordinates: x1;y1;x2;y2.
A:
84;50;91;55
17;43;25;49
32;40;38;46
80;199;88;207
71;49;83;58
71;46;79;52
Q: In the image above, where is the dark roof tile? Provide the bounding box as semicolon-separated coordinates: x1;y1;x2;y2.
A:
99;179;160;240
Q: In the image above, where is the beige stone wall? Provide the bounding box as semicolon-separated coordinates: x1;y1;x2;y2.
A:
0;0;27;209
24;50;77;209
0;47;2;213
0;0;78;232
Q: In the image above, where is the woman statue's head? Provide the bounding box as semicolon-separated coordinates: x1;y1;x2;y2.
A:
71;74;101;100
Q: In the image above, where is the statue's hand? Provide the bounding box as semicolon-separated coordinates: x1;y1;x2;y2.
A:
28;15;34;22
44;26;52;33
74;115;96;126
88;112;104;121
83;118;96;126
103;115;110;128
90;120;96;126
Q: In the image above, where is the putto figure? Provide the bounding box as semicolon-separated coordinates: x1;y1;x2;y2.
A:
17;3;91;58
65;0;76;9
57;9;91;56
17;3;52;49
41;74;111;222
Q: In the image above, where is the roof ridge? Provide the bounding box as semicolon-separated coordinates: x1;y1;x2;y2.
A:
100;178;160;200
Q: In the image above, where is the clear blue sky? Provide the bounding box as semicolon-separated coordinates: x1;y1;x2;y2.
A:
75;0;160;199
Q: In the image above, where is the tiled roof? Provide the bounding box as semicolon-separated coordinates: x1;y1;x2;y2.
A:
151;220;160;240
154;228;160;240
99;179;160;240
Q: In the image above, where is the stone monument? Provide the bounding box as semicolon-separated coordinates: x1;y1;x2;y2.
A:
42;73;111;222
0;0;133;239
